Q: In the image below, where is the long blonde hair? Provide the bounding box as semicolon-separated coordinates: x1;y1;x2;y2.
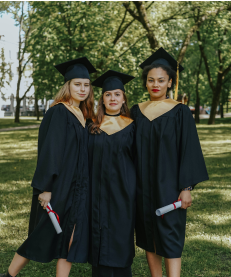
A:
50;80;95;119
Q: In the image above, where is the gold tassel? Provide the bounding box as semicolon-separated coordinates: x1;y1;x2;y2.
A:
174;61;179;100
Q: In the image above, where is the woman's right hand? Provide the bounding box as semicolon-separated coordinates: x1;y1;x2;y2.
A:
38;192;52;209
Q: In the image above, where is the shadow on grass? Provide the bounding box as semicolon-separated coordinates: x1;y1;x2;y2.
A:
0;160;37;184
182;239;231;276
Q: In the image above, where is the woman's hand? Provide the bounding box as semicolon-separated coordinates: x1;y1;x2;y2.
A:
178;190;192;209
38;192;52;210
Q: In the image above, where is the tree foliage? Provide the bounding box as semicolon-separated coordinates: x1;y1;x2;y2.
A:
0;47;12;99
2;1;231;124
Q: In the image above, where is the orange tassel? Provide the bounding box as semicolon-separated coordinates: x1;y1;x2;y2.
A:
174;61;179;100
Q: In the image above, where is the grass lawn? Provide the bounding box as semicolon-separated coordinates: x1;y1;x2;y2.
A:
0;118;231;276
0;118;41;129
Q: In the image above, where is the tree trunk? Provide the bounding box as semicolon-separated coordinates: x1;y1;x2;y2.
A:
208;77;222;124
15;98;21;123
187;92;190;106
123;2;159;51
195;96;200;124
195;56;202;123
220;103;224;118
15;77;21;123
35;95;39;121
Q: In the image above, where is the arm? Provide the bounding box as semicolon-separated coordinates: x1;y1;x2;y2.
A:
31;105;68;194
177;105;208;208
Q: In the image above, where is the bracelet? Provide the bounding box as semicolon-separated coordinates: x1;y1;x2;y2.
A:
182;186;192;191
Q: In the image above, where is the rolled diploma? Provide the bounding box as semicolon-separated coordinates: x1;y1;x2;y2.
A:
46;203;62;234
156;201;182;216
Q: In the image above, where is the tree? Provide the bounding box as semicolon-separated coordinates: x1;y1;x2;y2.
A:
195;54;202;123
0;47;12;99
196;13;231;124
0;1;33;122
13;2;33;123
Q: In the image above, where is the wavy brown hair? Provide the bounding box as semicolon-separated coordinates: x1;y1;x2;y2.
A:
89;91;130;134
50;80;95;119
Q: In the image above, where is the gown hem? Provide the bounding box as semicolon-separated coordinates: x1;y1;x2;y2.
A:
16;250;88;264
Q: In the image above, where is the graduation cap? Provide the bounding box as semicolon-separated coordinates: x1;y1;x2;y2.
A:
54;57;97;82
139;47;184;100
139;47;184;72
92;70;135;93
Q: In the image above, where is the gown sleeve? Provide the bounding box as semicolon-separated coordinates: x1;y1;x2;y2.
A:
177;105;209;190
31;105;67;194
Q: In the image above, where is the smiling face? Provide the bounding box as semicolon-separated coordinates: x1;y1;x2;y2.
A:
69;78;90;107
103;89;125;115
146;67;172;101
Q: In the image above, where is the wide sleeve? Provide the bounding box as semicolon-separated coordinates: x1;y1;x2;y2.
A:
177;105;209;190
31;105;67;194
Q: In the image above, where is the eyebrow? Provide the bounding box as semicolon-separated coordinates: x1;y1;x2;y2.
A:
74;81;90;84
148;76;165;79
106;91;121;94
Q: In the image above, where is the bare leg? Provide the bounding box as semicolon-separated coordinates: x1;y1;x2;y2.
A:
8;253;30;276
164;258;181;277
56;259;72;277
56;226;75;277
146;251;163;277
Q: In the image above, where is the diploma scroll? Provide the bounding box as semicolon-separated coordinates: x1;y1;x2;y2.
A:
46;203;62;234
156;200;182;216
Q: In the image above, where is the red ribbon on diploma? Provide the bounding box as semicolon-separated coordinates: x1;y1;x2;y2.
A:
173;199;181;209
47;205;60;224
161;199;182;218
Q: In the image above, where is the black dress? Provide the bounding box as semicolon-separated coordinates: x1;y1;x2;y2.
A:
17;103;90;263
130;100;209;258
88;115;136;271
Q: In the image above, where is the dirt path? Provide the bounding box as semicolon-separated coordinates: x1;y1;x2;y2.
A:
0;125;40;132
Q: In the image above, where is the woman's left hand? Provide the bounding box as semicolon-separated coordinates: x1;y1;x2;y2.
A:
178;190;192;209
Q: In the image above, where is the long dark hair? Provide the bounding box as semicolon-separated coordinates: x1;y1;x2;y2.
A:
142;63;176;94
89;91;130;134
51;80;95;119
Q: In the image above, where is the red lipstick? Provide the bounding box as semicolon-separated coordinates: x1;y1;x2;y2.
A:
152;89;160;92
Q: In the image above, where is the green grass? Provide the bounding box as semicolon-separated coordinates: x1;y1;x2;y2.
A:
0;118;231;276
0;118;41;129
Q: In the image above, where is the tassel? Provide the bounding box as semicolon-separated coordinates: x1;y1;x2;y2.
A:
174;61;179;100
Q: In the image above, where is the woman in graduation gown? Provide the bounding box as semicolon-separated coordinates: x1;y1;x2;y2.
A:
130;48;209;277
0;57;96;277
88;70;136;277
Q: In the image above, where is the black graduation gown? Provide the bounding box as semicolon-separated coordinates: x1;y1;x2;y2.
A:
88;116;136;268
17;103;90;263
130;102;209;258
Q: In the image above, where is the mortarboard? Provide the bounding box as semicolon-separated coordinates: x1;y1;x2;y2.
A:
139;47;184;72
92;70;135;93
54;57;97;82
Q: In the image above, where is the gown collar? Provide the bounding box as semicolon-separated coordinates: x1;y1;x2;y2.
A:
56;102;86;127
100;115;133;135
138;98;180;121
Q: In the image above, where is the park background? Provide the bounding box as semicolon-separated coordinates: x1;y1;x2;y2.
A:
0;1;231;276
